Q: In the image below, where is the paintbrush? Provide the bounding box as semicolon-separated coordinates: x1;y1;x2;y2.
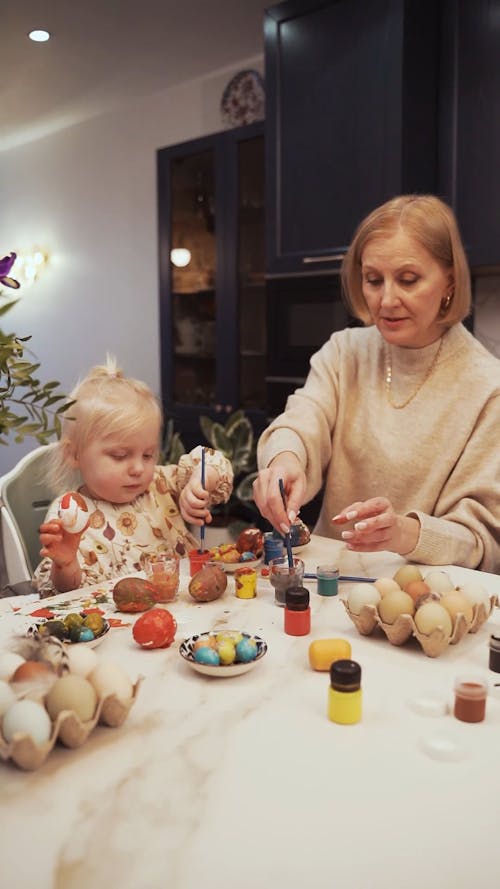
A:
304;573;377;583
278;478;294;568
199;447;206;553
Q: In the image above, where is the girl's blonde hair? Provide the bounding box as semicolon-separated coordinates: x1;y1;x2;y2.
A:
49;356;162;491
341;194;471;327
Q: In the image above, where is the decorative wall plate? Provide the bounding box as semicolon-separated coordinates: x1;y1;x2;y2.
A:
220;69;265;127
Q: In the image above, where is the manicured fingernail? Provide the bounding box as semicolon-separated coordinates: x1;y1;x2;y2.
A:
354;521;367;531
341;531;354;540
288;510;296;523
280;522;290;534
346;510;358;520
332;514;342;521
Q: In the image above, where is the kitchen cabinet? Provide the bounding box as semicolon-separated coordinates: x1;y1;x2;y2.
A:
157;123;268;450
439;0;500;268
265;0;440;276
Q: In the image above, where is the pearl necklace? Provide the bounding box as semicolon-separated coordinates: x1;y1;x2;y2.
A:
385;337;444;409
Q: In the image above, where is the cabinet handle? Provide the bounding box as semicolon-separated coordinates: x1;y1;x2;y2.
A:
302;253;346;264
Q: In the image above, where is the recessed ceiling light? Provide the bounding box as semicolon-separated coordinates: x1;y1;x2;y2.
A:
28;30;51;43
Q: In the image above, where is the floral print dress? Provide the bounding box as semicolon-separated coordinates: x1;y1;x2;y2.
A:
34;447;233;597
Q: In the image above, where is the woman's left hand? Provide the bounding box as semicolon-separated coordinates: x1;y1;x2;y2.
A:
332;497;420;556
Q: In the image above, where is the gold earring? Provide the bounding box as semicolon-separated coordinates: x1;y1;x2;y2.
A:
440;293;452;315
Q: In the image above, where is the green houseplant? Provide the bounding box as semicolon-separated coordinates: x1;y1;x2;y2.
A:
0;252;72;445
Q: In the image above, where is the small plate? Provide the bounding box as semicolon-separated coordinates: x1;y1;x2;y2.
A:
180;631;267;677
30;619;110;648
217;557;262;574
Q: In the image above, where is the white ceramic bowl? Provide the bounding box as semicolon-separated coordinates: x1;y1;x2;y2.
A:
179;630;267;677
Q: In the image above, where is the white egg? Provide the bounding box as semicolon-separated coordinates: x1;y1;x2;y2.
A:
414;602;453;637
457;580;491;608
374;577;401;597
66;644;98;677
89;662;133;703
347;583;381;615
0;679;16;717
2;699;52;745
424;570;455;595
0;651;25;681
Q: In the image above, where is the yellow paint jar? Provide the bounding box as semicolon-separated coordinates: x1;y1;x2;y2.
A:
328;659;362;725
234;566;257;599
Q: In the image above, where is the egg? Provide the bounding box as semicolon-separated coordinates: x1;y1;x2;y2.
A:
0;679;16;717
457;580;491;608
0;651;25;681
405;580;431;604
414;601;453;637
66;644;98;677
193;636;218;652
88;662;133;704
424;570;455;595
440;592;474;626
374;577;401;597
11;660;55;684
57;490;89;533
347;583;381;614
217;641;236;665
2;699;52;746
45;674;97;722
393;565;423;590
194;647;220;666
235;638;258;663
378;590;415;624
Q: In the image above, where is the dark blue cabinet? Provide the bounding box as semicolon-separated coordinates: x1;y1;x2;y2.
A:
265;0;440;276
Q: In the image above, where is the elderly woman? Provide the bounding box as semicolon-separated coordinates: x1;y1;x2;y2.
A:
254;194;500;571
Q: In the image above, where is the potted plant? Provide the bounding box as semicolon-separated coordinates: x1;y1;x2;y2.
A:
0;252;72;445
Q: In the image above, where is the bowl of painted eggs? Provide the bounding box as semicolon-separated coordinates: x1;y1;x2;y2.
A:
179;629;267;677
31;612;110;647
342;565;496;658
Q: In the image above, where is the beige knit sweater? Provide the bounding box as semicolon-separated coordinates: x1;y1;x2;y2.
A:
258;324;500;572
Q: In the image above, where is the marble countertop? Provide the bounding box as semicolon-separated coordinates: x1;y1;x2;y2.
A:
1;536;500;889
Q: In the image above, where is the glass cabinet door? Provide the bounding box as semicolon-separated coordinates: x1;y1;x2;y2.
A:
170;149;216;405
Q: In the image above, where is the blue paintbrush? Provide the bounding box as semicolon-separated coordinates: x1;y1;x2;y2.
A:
199;447;206;553
278;478;294;568
304;573;377;583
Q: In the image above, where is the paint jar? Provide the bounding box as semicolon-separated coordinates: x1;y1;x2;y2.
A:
316;564;340;597
488;634;500;673
234;566;257;599
188;548;211;577
284;586;311;636
328;659;362;725
453;676;488;723
264;531;284;565
269;556;305;607
144;553;180;603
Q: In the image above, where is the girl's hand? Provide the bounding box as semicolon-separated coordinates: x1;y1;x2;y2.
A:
332;497;419;556
180;470;213;527
39;519;83;568
252;452;307;534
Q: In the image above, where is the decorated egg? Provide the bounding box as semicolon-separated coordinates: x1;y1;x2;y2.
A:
347;583;381;614
235;638;258;663
217;641;236;665
2;699;52;746
132;608;177;649
57;491;89;534
194;647;220;666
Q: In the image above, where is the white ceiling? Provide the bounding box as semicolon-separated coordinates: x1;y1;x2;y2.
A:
1;0;268;151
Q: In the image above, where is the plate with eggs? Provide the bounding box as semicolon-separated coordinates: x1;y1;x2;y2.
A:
342;565;496;657
30;612;110;647
180;630;267;677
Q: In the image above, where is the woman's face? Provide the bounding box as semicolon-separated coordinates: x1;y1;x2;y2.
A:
361;229;453;348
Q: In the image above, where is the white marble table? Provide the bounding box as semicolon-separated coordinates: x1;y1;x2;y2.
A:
1;536;500;889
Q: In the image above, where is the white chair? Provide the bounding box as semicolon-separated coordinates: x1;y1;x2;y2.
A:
0;444;57;587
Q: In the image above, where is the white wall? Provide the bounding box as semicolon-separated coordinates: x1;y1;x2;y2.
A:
0;56;263;475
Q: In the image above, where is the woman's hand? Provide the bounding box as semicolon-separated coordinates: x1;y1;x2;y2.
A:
332;497;420;556
179;467;216;527
253;452;307;533
39;519;83;568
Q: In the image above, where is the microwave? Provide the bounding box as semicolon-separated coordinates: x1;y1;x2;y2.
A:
265;274;360;410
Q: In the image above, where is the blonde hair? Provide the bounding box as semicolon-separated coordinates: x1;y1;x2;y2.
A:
49;356;162;491
341;194;471;327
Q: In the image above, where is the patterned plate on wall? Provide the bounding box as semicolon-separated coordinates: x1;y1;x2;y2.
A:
220;69;265;127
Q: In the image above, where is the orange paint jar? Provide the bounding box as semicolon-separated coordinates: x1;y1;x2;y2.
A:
453;676;488;723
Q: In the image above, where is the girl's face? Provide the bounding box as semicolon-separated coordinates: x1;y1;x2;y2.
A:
74;421;160;504
361;229;453;348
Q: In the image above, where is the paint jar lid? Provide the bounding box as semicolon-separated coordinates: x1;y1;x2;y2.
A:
454;675;488;698
330;658;361;691
489;634;500;653
285;586;309;610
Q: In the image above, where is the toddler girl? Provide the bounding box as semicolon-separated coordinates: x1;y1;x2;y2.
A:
35;359;233;596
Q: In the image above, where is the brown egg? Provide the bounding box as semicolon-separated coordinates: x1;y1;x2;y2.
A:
11;660;55;683
405;580;431;603
378;590;415;624
393;565;424;591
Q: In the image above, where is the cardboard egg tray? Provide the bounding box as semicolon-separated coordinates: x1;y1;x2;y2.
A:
342;597;497;658
0;678;142;771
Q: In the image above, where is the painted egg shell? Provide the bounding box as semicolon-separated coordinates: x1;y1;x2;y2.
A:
235;638;257;663
193;647;220;666
57;491;89;534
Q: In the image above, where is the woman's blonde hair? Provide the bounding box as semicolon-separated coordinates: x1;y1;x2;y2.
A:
341;194;471;327
49;356;162;491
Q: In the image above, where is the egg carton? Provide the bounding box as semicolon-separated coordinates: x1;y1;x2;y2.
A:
0;678;142;771
342;597;496;658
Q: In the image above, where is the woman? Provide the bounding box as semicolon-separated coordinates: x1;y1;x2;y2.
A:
254;194;500;571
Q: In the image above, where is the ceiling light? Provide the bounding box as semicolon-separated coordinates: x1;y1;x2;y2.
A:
28;30;51;43
170;248;191;268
